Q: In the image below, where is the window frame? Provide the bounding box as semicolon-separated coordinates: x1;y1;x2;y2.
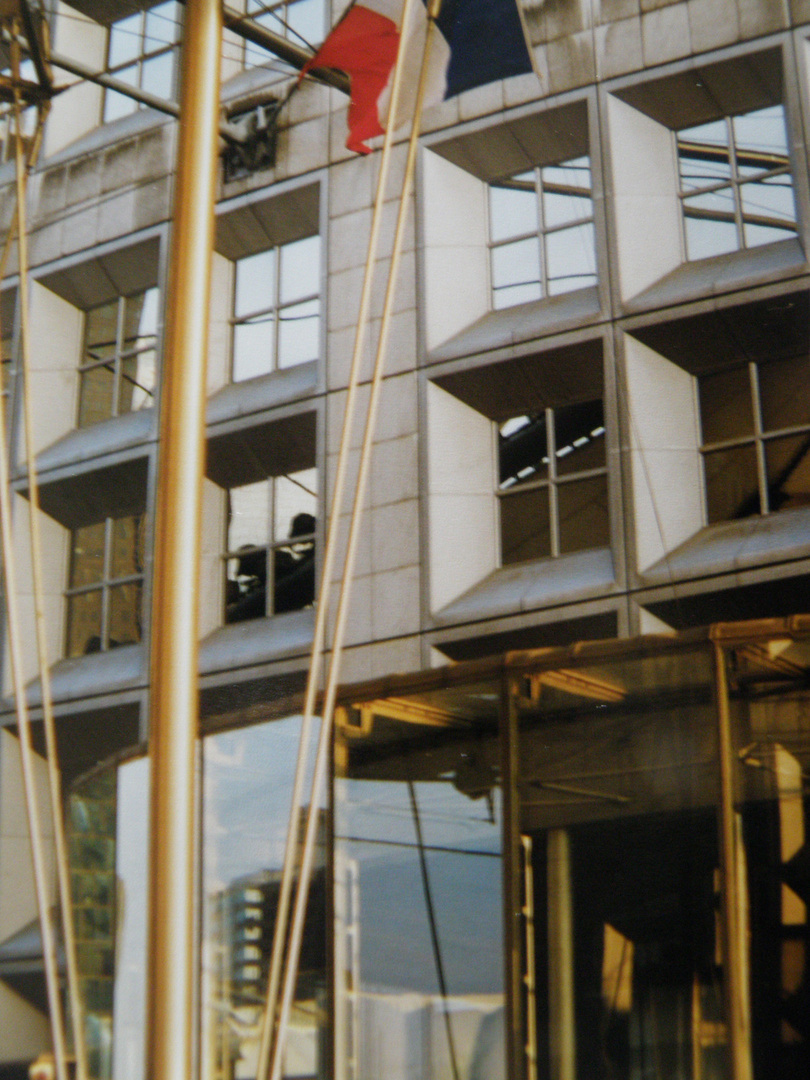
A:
102;2;182;123
241;0;327;68
77;288;159;428
65;512;146;656
487;157;597;310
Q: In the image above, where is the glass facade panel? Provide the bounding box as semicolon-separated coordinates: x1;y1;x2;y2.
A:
79;291;157;427
517;647;722;1080
759;355;810;432
334;684;503;1080
501;486;552;564
764;434;810;511
703;443;760;523
554;400;605;477
699;366;754;443
557;474;609;554
202;717;326;1080
545;221;597;295
66;589;104;658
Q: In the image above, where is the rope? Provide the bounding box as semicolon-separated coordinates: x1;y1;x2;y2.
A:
3;20;87;1079
267;4;445;1079
253;0;425;1071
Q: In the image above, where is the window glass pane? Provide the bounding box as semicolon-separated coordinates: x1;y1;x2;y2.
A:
123;289;159;342
489;176;537;242
66;590;103;658
733;105;789;161
698;366;754;443
228;480;271;552
278;299;319;368
70;522;107;589
235;249;276;318
104;84;138;124
677;119;731;190
272;470;316;613
542;158;593;228
554;399;605;477
703;443;760;523
546;221;597;295
141;50;174;100
225;482;271;623
491;238;541;300
110;515;145;580
334;688;502;1080
499;414;548;489
682;190;739;259
108;581;142;647
108;14;142;69
119;349;156;413
202;717;326;1080
78;365;116;427
279;235;320;304
273;469;317;544
516;654;720;1080
233;318;274;381
500;486;551;564
286;0;326;45
764;433;810;513
558;473;609;553
759;355;810;433
85;302;119;355
741;174;798;247
145;1;181;47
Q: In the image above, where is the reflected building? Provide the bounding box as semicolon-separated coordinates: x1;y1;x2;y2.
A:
2;2;810;1080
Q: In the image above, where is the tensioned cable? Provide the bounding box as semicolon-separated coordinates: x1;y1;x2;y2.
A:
253;0;425;1074
0;23;71;1080
8;36;90;1080
267;4;446;1079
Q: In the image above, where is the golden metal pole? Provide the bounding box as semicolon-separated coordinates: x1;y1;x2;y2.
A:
145;2;221;1078
547;830;576;1080
713;642;753;1080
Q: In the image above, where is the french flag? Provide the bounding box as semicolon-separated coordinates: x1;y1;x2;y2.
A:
301;0;535;154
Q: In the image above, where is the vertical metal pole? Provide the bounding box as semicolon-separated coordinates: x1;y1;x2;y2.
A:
145;2;221;1079
502;676;525;1080
713;642;753;1080
547;829;576;1080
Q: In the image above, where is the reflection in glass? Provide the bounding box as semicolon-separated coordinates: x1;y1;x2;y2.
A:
517;648;722;1080
232;238;320;381
489;158;596;310
335;687;503;1080
677;105;797;261
202;717;325;1080
703;443;759;523
69;756;150;1080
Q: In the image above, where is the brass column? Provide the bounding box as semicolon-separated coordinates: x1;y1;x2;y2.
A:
145;1;221;1078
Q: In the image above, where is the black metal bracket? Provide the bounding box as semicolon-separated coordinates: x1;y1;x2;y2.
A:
222;100;280;181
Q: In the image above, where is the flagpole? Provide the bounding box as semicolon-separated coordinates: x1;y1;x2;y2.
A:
145;2;221;1080
253;1;425;1076
267;3;445;1078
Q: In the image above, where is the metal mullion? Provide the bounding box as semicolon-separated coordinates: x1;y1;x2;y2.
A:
113;294;126;418
554;464;608;486
497;476;549;499
749;362;769;514
267;475;276;615
100;516;113;649
536;167;550;299
272;244;282;371
726;116;746;249
547;407;560;558
542;214;594;238
490;230;539;251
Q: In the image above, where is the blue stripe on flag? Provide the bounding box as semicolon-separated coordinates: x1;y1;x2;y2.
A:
435;0;534;98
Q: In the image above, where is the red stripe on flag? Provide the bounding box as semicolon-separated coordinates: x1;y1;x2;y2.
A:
301;6;400;154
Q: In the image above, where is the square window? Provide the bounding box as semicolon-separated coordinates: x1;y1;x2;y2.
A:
103;3;182;123
231;236;320;382
498;399;607;564
224;468;317;622
676;105;798;262
78;289;158;428
66;514;146;657
698;355;810;521
488;157;597;311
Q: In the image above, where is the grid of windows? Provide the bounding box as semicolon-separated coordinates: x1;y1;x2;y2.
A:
103;2;182;123
224;468;317;622
498;400;608;564
65;514;146;657
488;157;597;310
699;356;810;524
676;105;798;262
78;289;158;428
242;0;326;67
231;235;320;381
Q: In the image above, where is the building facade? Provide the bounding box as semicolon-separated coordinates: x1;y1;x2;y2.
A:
2;0;810;1077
